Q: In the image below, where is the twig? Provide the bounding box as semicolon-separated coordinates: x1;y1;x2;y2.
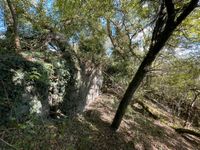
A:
0;138;17;150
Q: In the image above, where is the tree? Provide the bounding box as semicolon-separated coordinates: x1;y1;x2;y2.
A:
111;0;199;130
104;1;156;87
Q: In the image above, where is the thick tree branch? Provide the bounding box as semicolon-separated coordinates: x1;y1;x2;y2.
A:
6;0;16;26
151;1;166;44
164;0;175;19
175;0;199;26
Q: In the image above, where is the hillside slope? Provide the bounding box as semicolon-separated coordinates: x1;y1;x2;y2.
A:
1;94;200;150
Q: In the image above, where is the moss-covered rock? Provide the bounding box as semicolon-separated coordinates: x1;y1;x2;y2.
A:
0;50;103;124
0;51;70;124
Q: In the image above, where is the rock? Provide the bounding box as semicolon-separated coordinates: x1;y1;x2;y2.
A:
0;51;103;124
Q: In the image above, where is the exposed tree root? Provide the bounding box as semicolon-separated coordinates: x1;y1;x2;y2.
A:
132;100;159;120
174;128;200;138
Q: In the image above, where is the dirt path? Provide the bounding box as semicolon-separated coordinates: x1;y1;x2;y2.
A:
84;94;200;150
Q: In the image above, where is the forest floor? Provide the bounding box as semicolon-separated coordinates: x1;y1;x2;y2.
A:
0;94;200;150
82;94;200;150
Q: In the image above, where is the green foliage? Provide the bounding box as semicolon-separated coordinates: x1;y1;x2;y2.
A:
79;37;104;54
105;57;139;87
78;35;107;64
151;56;200;95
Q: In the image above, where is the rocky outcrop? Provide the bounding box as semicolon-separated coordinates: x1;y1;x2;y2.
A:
0;51;103;124
59;52;103;116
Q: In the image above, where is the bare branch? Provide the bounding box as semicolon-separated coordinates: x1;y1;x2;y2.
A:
106;19;126;60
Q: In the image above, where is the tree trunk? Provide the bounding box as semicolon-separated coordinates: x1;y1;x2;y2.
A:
111;0;198;130
6;0;21;50
111;36;171;130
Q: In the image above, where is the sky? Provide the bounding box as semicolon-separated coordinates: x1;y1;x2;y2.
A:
0;8;6;33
